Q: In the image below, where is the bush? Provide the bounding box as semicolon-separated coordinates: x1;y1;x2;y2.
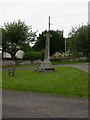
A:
24;50;44;61
51;58;62;62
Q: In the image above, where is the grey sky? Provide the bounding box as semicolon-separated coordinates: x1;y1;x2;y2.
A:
1;0;89;37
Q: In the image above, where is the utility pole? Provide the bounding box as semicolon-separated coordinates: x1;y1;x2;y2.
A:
88;1;90;24
65;38;66;54
49;16;50;32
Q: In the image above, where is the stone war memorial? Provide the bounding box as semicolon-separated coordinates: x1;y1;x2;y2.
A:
37;16;55;72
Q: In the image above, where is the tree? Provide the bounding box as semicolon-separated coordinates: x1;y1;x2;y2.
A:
2;20;36;60
68;25;89;57
33;30;65;55
88;25;90;57
0;28;2;47
33;31;46;51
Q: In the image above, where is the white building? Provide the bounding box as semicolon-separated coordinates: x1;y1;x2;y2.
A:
88;1;90;24
3;52;11;58
3;50;24;59
15;50;24;59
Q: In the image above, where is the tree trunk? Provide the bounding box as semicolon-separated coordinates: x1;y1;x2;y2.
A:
11;54;16;61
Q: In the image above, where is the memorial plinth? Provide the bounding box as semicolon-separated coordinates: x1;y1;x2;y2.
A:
36;16;55;72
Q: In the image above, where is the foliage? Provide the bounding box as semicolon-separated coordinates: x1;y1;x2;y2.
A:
33;31;46;51
2;67;88;98
68;25;89;57
2;20;36;60
33;30;65;55
21;43;31;53
88;25;90;57
24;50;44;61
0;28;2;46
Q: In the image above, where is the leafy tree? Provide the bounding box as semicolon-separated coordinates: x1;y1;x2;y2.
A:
0;28;2;47
2;20;36;60
68;25;89;57
33;31;46;51
50;30;65;54
88;25;90;57
33;30;65;55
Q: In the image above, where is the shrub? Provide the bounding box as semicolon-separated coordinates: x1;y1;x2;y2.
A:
24;50;44;61
51;58;62;62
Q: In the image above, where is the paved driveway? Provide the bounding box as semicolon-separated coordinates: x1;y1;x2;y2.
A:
2;63;89;73
54;63;89;72
2;90;88;118
0;89;2;120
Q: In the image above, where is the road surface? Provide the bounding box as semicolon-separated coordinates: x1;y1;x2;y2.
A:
2;90;88;118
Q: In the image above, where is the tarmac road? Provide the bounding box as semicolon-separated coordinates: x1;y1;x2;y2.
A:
2;63;89;73
2;90;88;118
54;63;89;73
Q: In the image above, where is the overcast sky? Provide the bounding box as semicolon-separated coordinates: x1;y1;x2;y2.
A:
0;0;89;37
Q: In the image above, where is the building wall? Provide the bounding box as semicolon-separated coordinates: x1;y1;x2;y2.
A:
3;50;24;59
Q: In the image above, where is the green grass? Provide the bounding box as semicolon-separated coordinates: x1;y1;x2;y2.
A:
2;63;40;69
2;67;88;98
0;71;2;88
52;60;88;65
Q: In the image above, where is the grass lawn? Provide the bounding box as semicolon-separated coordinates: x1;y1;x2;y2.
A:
0;71;2;88
2;66;88;98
